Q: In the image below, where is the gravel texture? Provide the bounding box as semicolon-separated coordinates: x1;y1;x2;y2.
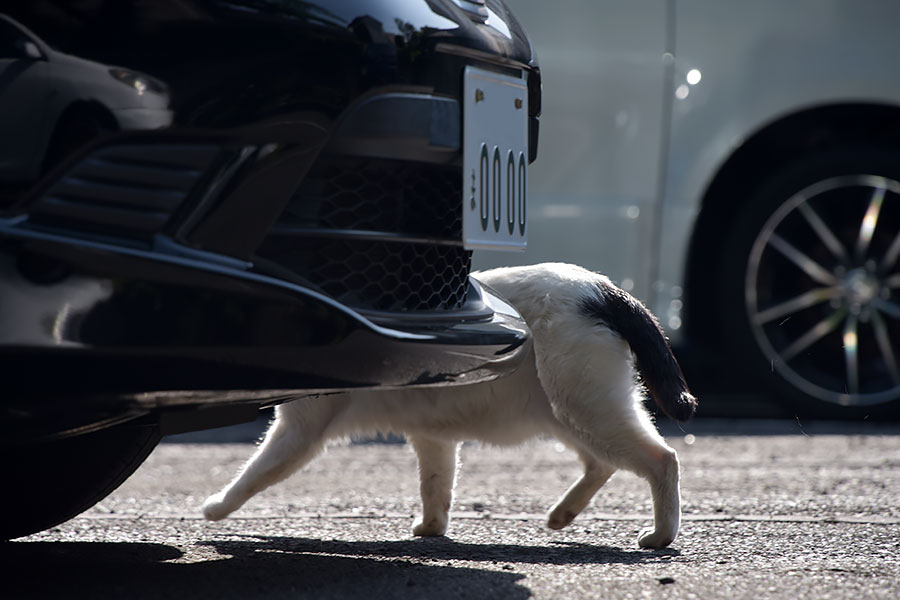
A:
5;420;900;599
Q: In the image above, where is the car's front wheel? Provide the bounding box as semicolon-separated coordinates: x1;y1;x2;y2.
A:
2;423;160;540
720;148;900;416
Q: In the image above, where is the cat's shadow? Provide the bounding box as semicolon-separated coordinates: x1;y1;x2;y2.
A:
202;534;680;566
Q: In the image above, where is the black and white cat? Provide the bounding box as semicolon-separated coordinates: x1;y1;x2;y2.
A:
203;263;697;548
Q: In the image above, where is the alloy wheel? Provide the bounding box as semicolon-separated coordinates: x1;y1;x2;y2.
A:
746;175;900;406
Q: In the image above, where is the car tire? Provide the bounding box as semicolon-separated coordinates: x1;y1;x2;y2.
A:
1;423;160;540
718;147;900;417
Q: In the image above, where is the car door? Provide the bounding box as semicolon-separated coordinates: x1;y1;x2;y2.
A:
475;0;670;303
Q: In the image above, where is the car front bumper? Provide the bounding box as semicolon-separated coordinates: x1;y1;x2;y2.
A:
0;222;530;440
0;0;540;441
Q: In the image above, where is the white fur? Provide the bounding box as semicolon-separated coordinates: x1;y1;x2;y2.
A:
203;263;683;548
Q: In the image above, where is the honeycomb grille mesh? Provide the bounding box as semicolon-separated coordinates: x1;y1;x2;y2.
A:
259;159;471;312
276;159;462;237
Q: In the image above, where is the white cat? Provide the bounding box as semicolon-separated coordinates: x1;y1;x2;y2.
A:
202;263;697;549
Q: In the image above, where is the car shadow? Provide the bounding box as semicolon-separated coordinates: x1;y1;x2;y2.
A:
2;536;676;599
2;539;528;599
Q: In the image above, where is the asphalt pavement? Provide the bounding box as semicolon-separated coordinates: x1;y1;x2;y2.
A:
5;418;900;599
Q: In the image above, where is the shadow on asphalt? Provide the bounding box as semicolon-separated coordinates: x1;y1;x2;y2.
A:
2;539;528;599
200;535;678;566
2;536;677;599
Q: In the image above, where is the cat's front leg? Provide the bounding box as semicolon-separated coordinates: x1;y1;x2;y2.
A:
202;397;342;521
408;436;459;536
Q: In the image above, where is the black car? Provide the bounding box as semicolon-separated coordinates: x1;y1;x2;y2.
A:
0;0;540;539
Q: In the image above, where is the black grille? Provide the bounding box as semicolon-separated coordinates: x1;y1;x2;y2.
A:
260;237;470;311
259;158;470;312
277;158;462;238
30;144;219;237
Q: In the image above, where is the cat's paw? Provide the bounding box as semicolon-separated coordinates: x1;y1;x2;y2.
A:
637;527;675;549
202;492;233;522
412;516;448;537
547;507;577;530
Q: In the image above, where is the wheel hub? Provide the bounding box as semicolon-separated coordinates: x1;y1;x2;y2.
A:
841;267;880;312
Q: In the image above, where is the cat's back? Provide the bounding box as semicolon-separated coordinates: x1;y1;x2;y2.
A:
473;263;609;323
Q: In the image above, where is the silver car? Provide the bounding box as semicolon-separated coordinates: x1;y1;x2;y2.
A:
476;0;900;415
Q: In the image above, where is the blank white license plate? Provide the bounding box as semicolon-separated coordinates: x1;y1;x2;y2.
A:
462;66;528;251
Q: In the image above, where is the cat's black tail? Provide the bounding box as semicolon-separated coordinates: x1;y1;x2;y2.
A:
580;281;698;422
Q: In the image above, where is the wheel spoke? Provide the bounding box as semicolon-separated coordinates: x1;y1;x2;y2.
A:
768;233;840;285
879;229;900;274
843;315;859;396
798;202;849;265
856;185;885;261
873;297;900;319
753;286;842;325
780;307;847;361
871;310;900;385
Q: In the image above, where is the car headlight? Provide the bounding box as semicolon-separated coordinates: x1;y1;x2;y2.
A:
109;67;167;96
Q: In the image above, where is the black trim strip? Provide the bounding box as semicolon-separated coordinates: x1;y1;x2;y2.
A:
266;226;464;247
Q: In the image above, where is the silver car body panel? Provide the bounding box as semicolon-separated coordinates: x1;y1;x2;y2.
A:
475;0;900;342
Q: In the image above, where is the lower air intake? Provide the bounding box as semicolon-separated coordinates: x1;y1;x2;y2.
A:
259;158;470;312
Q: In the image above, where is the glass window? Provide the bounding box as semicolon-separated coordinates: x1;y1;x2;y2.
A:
0;19;38;60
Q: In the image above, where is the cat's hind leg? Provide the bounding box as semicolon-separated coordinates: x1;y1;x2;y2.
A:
534;325;682;548
632;441;680;550
408;435;459;536
626;428;681;549
549;389;681;549
559;408;680;549
547;450;616;530
202;396;345;521
609;401;682;549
